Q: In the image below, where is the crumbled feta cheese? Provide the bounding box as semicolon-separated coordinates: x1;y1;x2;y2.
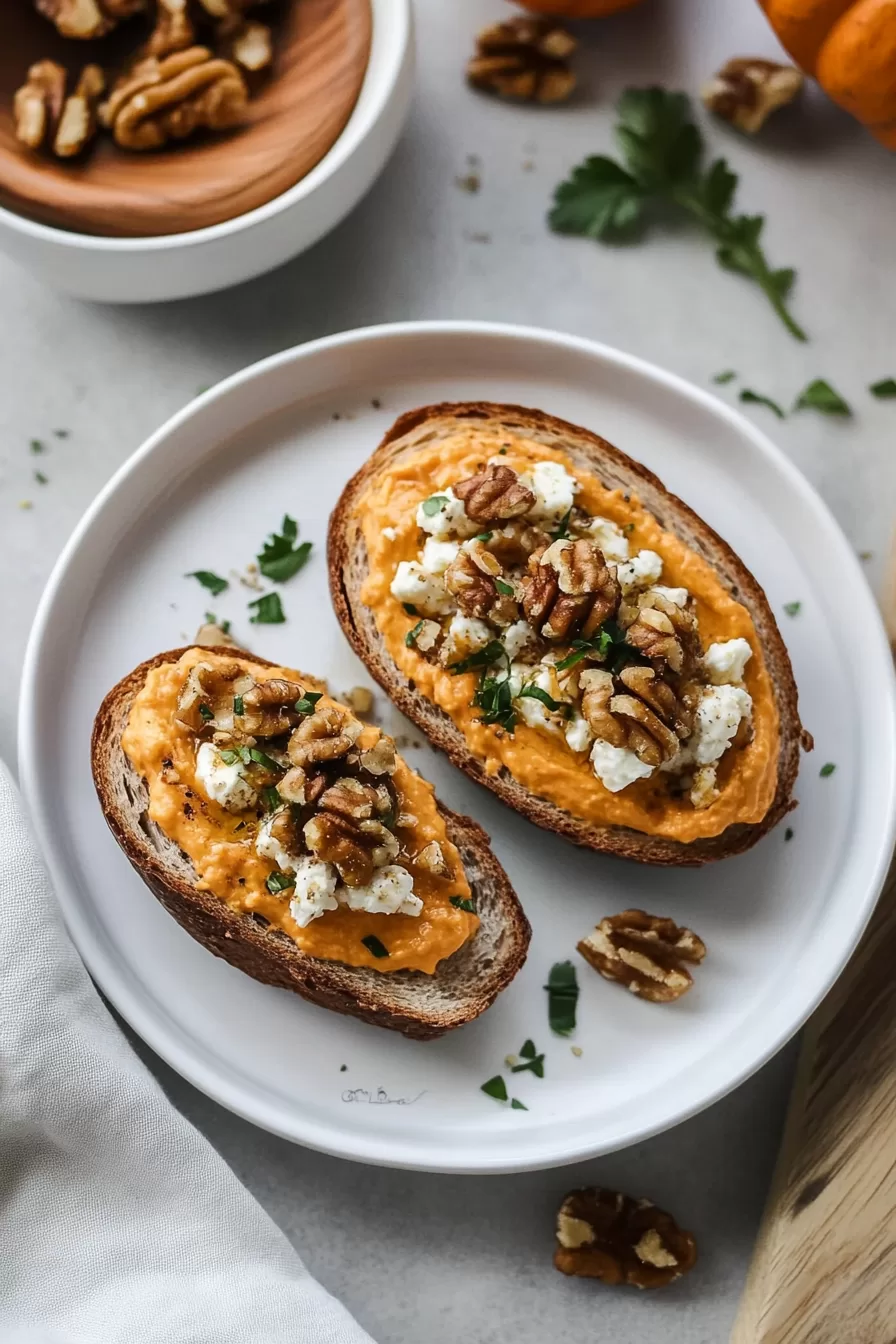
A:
576;516;630;562
692;684;753;765
340;864;423;917
513;662;566;734
615;550;663;593
703;637;753;686
416;487;477;539
441;613;493;664
590;739;654;792
649;585;689;608
521;460;579;523
421;536;460;575
256;810;301;873
390;561;454;616
288;857;340;928
381;526;397;541
503;619;537;661
565;714;593;754
195;742;257;813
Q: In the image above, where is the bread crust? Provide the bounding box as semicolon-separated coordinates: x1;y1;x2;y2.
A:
328;401;811;866
91;648;531;1039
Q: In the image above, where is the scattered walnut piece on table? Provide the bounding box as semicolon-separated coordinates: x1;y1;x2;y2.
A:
343;686;374;716
35;0;145;39
14;60;67;152
702;58;803;134
99;47;249;151
555;1188;697;1288
54;64;105;158
577;909;706;1003
467;16;577;105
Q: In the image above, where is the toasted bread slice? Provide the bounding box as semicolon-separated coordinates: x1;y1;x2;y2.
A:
329;402;811;866
91;649;531;1040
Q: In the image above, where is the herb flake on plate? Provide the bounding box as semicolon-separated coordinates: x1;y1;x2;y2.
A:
794;379;852;416
510;1039;545;1078
783;601;801;617
187;569;229;596
481;1075;508;1102
545;960;579;1035
713;370;736;384
257;515;312;583
248;592;285;624
820;762;836;778
870;377;896;399
739;389;785;419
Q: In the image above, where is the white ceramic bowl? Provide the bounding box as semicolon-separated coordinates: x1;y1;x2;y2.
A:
0;0;413;304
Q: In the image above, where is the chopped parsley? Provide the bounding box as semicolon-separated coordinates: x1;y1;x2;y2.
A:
449;639;507;675
713;370;737;384
545;961;579;1036
257;515;312;583
248;592;285;624
30;438;45;454
406;619;425;648
740;389;785;419
474;531;494;542
262;786;281;811
550;507;573;540
198;703;214;722
218;749;240;765
266;871;295;895
402;602;418;615
233;695;244;715
34;470;48;485
555;619;638;675
294;690;323;714
783;601;801;617
362;934;389;959
495;579;515;596
480;1075;508;1102
794;379;852;416
473;674;517;732
227;745;281;771
511;1039;545;1078
187;570;229;596
421;495;448;516
53;428;70;438
450;895;476;912
519;684;571;717
820;762;836;777
870;377;896;399
510;1098;528;1110
785;827;794;841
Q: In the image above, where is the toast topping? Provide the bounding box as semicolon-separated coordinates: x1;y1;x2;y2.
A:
387;457;757;811
122;650;478;970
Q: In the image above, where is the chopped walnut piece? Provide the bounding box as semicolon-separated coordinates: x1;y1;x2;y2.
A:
578;909;706;1003
343;686;374;716
414;840;450;876
100;47;248;151
624;592;699;676
13;61;66;152
580;670;626;748
217;18;274;72
554;1188;697;1288
582;666;696;769
277;766;308;804
444;550;500;621
195;619;240;649
54;64;105;158
304;813;398;887
467;16;576;105
239;678;303;738
702;58;803;135
145;0;196;57
454;464;535;524
36;0;145;39
318;777;380;821
176;660;254;732
522;540;620;642
358;735;397;776
288;705;361;767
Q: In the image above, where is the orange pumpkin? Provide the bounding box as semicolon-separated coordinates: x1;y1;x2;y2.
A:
512;0;645;16
759;0;896;148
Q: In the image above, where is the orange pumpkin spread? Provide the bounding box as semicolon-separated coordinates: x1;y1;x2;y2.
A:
357;430;780;843
121;649;478;973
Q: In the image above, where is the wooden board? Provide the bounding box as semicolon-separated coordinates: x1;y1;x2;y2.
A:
0;0;371;237
731;774;896;1340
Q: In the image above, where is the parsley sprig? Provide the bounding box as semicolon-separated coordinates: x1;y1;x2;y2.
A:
550;88;807;342
257;515;312;583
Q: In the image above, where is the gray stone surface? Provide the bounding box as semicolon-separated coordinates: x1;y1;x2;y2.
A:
2;0;893;1337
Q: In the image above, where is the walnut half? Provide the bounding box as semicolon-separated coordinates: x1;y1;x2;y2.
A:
14;61;66;152
100;47;249;151
577;909;707;1003
555;1188;697;1288
702;58;803;134
36;0;145;39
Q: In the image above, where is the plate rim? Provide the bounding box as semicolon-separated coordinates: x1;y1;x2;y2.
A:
18;320;896;1173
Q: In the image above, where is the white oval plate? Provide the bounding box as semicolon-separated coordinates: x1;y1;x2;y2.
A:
19;322;896;1173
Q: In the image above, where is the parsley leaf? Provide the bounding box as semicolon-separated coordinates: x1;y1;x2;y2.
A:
713;370;737;384
406;619;425;647
870;377;896;399
248;592;285;624
519;685;571;717
262;786;281;811
187;570;229;596
510;1039;545;1078
545;961;579;1036
550;87;807;341
783;601;801;617
495;579;515;596
266;871;295;895
555;619;639;675
257;515;312;583
785;827;794;841
510;1098;528;1110
198;703;214;722
449;640;507;675
481;1075;508;1102
794;380;852;416
740;389;786;419
550;508;573;541
294;691;323;714
820;762;836;778
362;934;389;959
450;895;477;912
473;675;517;732
30;439;45;454
34;470;48;485
233;694;244;714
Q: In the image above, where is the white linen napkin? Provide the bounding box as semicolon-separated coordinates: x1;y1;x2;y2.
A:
0;759;373;1344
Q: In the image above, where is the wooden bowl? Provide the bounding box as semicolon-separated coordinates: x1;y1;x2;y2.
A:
0;0;372;237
